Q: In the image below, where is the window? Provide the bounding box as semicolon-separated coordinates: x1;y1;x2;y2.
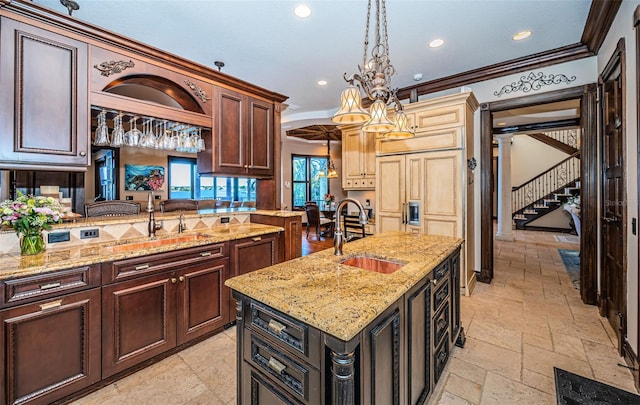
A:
168;157;256;201
292;155;328;209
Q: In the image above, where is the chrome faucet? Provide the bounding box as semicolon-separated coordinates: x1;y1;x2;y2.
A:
146;192;163;238
178;212;186;233
334;198;368;256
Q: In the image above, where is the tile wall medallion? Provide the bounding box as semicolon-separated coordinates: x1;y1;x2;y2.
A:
493;71;576;97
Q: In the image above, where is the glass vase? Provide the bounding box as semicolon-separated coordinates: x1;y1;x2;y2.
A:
20;229;45;256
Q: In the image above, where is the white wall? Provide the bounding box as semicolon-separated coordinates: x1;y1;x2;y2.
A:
279;137;346;211
511;135;570;187
597;0;640;357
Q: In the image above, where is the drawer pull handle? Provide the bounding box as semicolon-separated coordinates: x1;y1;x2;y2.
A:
171;278;177;284
200;252;212;257
40;282;61;290
40;299;62;311
252;237;262;242
179;276;185;282
268;357;287;374
268;319;287;335
135;264;150;271
431;279;438;285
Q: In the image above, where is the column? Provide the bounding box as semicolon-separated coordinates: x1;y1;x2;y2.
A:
495;134;515;241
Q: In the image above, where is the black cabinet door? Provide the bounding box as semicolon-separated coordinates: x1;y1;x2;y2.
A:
406;279;432;405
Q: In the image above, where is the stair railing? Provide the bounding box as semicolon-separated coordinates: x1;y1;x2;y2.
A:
511;152;580;213
540;128;580;148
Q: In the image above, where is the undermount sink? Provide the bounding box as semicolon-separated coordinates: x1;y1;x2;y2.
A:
340;255;405;274
105;233;211;253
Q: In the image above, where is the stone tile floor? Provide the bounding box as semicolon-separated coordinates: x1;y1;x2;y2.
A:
71;229;637;404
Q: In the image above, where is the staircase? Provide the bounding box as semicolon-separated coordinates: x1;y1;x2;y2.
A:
511;151;580;230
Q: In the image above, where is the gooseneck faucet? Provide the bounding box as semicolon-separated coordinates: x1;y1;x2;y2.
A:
334;198;368;256
146;192;163;238
178;212;186;233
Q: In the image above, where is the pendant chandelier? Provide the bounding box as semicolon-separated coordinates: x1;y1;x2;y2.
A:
317;136;339;179
332;0;414;139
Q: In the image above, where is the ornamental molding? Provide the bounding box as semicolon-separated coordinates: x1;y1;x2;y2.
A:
493;71;576;97
93;60;135;77
184;79;211;103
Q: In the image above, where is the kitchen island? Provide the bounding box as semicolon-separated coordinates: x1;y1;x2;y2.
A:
226;231;464;404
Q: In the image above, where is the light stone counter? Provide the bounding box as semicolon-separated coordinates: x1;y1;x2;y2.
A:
226;231;462;341
0;223;283;281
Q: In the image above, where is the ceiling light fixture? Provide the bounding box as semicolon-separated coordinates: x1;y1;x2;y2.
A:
294;4;312;18
317;80;328;86
513;30;532;41
429;38;445;48
332;0;414;139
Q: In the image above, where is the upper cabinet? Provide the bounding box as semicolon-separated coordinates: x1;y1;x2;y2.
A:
341;126;376;190
0;17;89;170
198;86;274;178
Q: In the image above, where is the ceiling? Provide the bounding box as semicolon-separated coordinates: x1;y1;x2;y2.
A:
34;0;593;129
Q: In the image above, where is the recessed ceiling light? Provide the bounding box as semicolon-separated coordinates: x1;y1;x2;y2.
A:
497;122;507;126
513;30;532;41
317;80;327;86
428;39;445;48
294;4;312;18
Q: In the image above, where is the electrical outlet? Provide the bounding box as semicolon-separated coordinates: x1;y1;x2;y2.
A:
125;195;133;201
633;218;637;235
155;195;161;200
48;231;70;243
220;217;230;224
80;229;99;239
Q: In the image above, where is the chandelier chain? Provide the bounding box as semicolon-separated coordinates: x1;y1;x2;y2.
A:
363;0;372;71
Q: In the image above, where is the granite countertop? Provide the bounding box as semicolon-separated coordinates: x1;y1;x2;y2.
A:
0;223;283;281
226;231;462;341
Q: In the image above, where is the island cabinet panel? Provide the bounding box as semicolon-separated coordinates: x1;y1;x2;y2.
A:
0;17;89;170
405;279;432;405
0;288;101;405
202;86;274;177
250;214;302;262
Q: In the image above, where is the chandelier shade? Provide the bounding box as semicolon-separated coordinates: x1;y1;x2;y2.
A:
332;85;371;124
332;0;413;138
386;110;414;139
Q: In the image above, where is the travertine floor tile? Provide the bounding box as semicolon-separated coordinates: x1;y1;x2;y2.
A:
479;372;554;405
466;319;522;352
523;343;593;379
441;373;483;404
452;337;522;381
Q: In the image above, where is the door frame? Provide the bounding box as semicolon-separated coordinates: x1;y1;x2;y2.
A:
479;85;599;306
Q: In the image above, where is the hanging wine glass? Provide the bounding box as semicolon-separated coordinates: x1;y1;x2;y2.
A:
93;110;110;146
196;128;205;152
110;114;125;147
159;121;172;150
125;116;141;147
141;118;156;148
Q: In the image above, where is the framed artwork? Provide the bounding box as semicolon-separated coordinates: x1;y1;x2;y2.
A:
124;164;165;191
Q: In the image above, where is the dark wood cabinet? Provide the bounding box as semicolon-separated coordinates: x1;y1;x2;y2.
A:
405;279;432;404
102;243;229;377
0;17;89;170
250;214;302;262
0;288;101;405
199;86;274;177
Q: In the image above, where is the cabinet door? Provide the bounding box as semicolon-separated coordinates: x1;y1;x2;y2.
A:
376;155;405;233
176;259;230;345
362;131;377;178
405;280;431;405
102;272;177;377
0;17;89;169
215;87;245;174
1;289;100;405
450;250;461;345
247;97;273;177
343;128;364;181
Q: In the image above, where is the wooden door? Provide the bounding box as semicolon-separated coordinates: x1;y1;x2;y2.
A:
420;151;462;238
1;289;101;405
176;259;230;345
600;41;626;353
215;87;245;174
102;272;177;377
376;155;405;233
0;17;89;169
247;97;273;177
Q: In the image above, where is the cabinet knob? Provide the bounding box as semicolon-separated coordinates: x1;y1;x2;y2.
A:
179;276;185;282
79;151;86;157
171;278;177;284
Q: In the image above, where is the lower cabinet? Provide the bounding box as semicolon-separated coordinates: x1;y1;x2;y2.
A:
102;247;229;378
0;288;101;405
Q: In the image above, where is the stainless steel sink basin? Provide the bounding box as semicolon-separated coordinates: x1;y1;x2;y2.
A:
105;233;211;253
340;255;405;274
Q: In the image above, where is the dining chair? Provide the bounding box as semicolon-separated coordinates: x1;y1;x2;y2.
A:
216;200;231;208
159;199;199;213
342;214;366;242
230;201;242;208
241;201;256;208
304;203;333;239
84;201;141;217
197;199;218;209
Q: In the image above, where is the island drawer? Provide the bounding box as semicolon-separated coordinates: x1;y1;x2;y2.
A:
2;264;100;308
433;301;450;348
242;364;306;405
104;243;227;283
246;301;322;367
432;260;450;285
433;276;450;312
433;333;450;384
244;329;321;404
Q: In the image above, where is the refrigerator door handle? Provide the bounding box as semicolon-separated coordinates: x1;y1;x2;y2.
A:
402;202;406;224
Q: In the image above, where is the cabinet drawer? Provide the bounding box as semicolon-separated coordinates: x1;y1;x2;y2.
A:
433;301;450;348
433;333;450;384
244;329;321;404
246;301;321;367
2;265;100;308
433;277;450;312
242;364;305;405
433;260;450;284
105;243;227;283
